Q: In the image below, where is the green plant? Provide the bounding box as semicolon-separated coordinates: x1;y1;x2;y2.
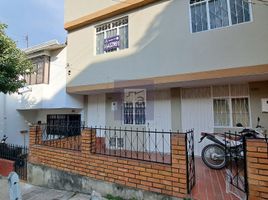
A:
105;194;124;200
105;194;137;200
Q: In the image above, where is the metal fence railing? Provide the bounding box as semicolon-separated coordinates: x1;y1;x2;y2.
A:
36;124;84;151
0;143;28;180
91;127;173;164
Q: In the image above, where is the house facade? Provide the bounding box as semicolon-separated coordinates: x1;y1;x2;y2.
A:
0;40;84;146
64;0;268;155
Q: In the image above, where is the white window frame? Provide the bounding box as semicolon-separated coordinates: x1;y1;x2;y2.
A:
109;137;124;149
95;17;128;55
189;0;253;33
212;85;251;128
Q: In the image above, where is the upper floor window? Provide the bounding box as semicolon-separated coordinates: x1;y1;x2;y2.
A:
190;0;251;33
96;17;128;55
24;56;50;85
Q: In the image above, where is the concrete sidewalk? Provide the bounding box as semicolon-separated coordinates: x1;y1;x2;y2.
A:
0;176;91;200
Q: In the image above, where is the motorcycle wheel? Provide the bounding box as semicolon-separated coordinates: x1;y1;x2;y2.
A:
201;144;226;170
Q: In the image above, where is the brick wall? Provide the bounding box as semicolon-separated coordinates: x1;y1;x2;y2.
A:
29;126;188;198
247;139;268;200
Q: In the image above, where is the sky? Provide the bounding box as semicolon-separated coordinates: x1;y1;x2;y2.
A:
0;0;66;49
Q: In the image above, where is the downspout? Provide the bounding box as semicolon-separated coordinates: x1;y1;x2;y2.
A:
3;95;7;135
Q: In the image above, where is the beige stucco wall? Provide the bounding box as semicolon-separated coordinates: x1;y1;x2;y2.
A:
64;0;117;23
249;81;268;128
66;0;268;88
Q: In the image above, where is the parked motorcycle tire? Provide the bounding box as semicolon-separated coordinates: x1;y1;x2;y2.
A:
201;144;226;170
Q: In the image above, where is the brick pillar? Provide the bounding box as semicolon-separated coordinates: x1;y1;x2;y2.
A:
81;128;94;157
29;125;42;163
171;134;187;197
29;126;42;147
247;139;268;200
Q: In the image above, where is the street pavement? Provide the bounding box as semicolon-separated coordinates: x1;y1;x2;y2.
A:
0;176;91;200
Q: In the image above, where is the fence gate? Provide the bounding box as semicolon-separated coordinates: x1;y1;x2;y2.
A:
225;132;248;200
14;146;28;181
185;129;196;194
0;144;28;181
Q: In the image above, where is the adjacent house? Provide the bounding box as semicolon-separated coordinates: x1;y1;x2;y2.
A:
64;0;268;155
0;40;84;146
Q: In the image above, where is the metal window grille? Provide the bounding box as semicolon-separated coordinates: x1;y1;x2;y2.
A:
24;56;49;85
47;114;81;136
190;0;251;33
96;17;128;54
124;102;134;124
135;101;146;125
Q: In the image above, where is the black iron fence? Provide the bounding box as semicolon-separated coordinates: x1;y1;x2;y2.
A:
185;129;195;194
36;124;84;151
225;131;248;198
225;131;268;199
0;143;28;180
91;127;173;164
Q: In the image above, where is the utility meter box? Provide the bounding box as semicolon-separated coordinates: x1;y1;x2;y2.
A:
261;98;268;112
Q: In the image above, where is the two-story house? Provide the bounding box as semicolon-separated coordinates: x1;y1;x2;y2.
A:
64;0;268;155
0;40;84;146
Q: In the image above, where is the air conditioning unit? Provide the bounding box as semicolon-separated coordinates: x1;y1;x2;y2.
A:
261;98;268;113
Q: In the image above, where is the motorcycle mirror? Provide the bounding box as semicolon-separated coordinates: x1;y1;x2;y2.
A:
236;123;243;127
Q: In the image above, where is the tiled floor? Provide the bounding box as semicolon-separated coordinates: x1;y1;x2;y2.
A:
190;158;240;200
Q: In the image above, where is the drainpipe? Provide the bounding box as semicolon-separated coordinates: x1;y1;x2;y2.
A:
0;94;7;136
3;95;7;135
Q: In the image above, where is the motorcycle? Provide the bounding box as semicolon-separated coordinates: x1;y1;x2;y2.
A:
1;134;8;144
199;117;266;169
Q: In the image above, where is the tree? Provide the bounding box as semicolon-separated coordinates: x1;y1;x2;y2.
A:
0;23;32;94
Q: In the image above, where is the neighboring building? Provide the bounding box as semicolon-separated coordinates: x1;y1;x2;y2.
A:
0;40;84;146
64;0;268;155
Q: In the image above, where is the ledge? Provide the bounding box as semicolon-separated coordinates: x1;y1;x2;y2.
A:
66;64;268;94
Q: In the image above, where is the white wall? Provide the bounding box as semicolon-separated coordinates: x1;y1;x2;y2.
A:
18;47;83;110
35;109;83;124
147;90;172;131
0;93;37;146
87;94;106;127
0;47;85;146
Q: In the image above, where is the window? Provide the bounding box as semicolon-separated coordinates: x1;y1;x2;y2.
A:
47;114;81;136
213;85;250;127
96;17;128;54
24;56;50;85
109;137;124;149
123;89;146;125
190;0;251;33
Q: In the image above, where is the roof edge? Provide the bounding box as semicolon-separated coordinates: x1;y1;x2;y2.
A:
64;0;161;31
24;40;66;54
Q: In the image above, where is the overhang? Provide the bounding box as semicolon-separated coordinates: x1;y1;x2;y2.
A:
66;64;268;94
